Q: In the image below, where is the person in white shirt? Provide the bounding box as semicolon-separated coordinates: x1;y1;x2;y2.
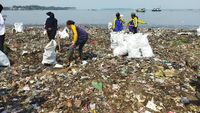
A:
0;4;5;52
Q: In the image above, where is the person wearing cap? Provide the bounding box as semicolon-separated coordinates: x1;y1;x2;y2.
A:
45;12;58;41
0;4;5;52
66;20;88;63
127;13;145;34
112;12;125;32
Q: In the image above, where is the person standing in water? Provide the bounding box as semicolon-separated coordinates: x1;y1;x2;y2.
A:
112;12;125;32
66;20;88;63
0;4;5;52
128;13;145;34
45;12;58;41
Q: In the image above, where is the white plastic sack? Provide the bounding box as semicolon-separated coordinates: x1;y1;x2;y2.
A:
110;32;119;49
126;33;154;58
140;46;154;57
14;23;24;33
113;42;128;56
108;22;112;30
58;28;69;39
0;51;10;67
197;27;200;36
42;40;57;64
127;48;142;58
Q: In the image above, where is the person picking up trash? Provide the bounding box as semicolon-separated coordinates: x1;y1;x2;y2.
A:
127;13;146;34
45;12;58;41
66;20;88;64
0;4;5;52
112;12;125;32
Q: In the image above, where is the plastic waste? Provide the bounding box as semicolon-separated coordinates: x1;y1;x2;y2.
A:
58;28;69;39
14;22;24;33
197;26;200;36
54;64;63;69
108;22;112;30
110;32;154;58
110;32;119;49
113;44;128;56
181;97;190;105
146;98;158;112
0;50;10;67
92;81;103;91
42;40;57;65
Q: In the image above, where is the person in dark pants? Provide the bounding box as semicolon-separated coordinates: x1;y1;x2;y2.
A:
127;13;145;34
0;4;5;52
66;20;88;63
45;12;58;41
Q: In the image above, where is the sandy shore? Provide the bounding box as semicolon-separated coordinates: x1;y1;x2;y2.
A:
0;26;200;112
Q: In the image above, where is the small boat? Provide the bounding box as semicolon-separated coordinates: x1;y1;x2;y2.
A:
136;8;145;13
152;8;162;12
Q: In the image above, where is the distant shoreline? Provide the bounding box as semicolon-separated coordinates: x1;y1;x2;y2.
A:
4;5;76;11
5;24;199;30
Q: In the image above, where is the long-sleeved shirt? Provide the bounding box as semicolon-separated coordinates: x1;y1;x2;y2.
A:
0;13;5;35
71;25;88;45
112;18;125;32
45;16;58;31
128;17;145;28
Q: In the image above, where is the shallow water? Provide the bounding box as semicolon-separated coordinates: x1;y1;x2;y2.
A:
2;9;200;28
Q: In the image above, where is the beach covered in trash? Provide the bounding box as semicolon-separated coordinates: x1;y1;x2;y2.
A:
0;26;200;113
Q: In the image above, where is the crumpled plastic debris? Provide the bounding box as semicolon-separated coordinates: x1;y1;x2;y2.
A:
0;26;200;112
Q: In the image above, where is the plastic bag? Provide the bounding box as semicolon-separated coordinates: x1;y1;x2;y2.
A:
126;33;154;58
58;28;69;39
110;32;119;49
42;40;57;64
0;50;10;67
140;46;154;57
197;26;200;36
14;23;23;33
128;48;142;58
113;43;128;56
108;22;112;30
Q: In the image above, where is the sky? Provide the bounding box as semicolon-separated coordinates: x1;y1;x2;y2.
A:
1;0;200;9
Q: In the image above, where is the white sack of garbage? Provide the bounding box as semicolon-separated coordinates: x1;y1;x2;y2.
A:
110;32;154;58
58;28;69;39
0;50;10;67
197;26;200;36
42;40;57;65
14;22;24;33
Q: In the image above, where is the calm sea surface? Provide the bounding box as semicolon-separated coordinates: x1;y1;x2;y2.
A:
2;9;200;28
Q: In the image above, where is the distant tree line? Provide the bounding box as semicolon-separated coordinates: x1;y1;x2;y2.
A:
3;5;76;10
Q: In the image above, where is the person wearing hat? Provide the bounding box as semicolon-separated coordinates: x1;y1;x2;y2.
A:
66;20;88;63
112;12;125;32
0;4;5;52
45;12;58;41
128;13;145;34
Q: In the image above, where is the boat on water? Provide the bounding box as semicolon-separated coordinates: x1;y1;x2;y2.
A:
136;8;146;13
152;8;162;12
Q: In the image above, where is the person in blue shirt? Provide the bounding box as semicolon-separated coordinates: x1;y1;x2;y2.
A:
112;12;125;32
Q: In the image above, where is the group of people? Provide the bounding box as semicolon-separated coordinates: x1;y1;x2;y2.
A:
112;12;145;33
0;3;145;64
44;12;88;63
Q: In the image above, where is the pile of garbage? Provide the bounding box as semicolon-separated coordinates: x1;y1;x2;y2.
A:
110;32;154;58
0;26;200;112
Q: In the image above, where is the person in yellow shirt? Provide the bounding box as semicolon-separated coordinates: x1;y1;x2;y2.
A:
127;13;145;34
66;20;88;63
112;12;125;32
